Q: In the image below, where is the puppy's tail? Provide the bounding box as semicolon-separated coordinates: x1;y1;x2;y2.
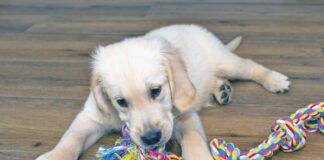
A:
226;36;242;52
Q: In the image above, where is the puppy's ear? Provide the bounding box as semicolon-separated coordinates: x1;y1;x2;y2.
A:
163;48;196;112
91;71;111;115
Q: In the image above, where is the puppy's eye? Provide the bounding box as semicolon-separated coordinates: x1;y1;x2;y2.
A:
150;86;161;99
116;98;128;107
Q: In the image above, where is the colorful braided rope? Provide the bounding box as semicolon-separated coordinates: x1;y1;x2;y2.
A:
210;102;324;160
95;102;323;160
95;125;182;160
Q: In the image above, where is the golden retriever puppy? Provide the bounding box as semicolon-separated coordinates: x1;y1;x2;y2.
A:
37;24;290;160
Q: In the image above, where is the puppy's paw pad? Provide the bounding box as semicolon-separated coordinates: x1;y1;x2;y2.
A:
263;71;290;93
212;82;233;105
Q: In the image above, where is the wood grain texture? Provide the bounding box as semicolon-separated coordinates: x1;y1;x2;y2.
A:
0;0;323;160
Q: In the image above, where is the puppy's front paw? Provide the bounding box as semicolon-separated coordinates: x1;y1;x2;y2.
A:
36;150;77;160
263;71;290;93
36;151;54;160
183;152;214;160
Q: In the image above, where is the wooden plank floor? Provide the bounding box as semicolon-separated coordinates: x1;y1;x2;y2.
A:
0;0;323;159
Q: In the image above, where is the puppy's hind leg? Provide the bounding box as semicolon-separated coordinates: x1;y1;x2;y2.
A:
216;36;290;93
218;49;290;93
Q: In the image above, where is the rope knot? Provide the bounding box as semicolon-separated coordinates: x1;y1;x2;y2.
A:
290;103;324;133
271;117;306;152
210;138;240;160
319;117;324;134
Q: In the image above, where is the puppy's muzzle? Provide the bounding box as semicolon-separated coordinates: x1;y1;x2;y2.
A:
141;129;162;146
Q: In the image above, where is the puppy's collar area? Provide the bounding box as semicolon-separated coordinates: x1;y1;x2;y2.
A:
95;125;182;160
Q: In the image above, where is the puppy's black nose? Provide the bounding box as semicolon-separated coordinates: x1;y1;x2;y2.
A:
141;130;162;146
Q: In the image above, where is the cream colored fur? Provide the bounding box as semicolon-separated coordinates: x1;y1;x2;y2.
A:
37;24;290;160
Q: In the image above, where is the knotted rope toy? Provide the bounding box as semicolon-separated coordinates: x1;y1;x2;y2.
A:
95;102;324;160
95;125;181;160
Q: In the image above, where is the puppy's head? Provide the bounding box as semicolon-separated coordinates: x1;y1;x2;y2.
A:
91;37;195;148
